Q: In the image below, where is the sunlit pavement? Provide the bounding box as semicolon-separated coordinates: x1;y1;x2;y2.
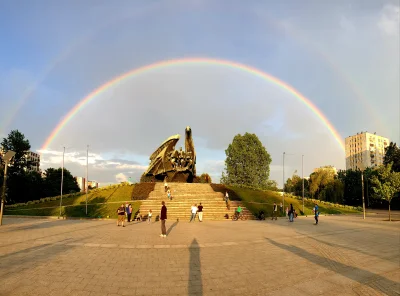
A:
0;214;399;296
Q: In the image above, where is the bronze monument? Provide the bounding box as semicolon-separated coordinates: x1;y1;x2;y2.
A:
143;126;197;182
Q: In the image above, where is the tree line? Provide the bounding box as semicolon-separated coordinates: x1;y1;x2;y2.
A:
283;142;400;215
220;132;400;217
0;130;80;204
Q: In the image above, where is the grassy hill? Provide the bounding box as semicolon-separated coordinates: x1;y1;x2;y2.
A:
211;184;361;217
5;183;361;219
5;184;140;219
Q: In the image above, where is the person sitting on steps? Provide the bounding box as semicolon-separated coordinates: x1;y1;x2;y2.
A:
236;205;242;218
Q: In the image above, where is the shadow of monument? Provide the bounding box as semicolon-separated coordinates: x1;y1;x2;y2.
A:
265;238;399;295
188;239;203;296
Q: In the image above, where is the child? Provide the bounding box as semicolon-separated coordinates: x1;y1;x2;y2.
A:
285;207;289;219
148;209;153;224
167;189;171;200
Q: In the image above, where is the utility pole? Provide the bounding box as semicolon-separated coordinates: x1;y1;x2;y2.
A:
0;151;16;226
85;145;89;215
302;154;305;214
59;147;65;218
282;152;285;213
362;170;365;219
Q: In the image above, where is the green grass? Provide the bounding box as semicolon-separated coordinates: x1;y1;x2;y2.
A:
226;186;361;217
4;184;140;219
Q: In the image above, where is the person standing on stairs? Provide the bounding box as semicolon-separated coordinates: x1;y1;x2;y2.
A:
190;204;198;222
160;201;167;237
164;178;168;192
167;189;171;200
197;203;203;222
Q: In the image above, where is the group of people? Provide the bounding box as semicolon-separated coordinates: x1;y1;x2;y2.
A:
189;203;204;222
116;203;134;227
271;201;320;224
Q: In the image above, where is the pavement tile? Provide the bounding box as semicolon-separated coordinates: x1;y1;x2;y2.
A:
1;215;399;296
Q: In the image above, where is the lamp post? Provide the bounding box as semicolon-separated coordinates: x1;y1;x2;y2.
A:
361;170;366;219
0;151;16;226
302;155;305;214
59;147;65;218
85;145;89;215
282;152;285;211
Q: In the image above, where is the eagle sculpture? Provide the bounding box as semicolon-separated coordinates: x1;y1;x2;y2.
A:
144;126;197;182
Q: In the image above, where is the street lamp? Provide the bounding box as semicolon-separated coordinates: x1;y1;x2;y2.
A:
86;145;89;216
361;170;366;219
0;151;16;226
59;147;65;218
302;155;305;214
282;152;296;215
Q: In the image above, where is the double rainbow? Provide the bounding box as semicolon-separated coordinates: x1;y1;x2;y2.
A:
41;57;344;151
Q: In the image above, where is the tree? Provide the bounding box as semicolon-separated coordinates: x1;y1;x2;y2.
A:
371;163;400;221
0;130;42;204
198;173;212;183
320;179;344;204
1;130;32;171
221;133;272;189
384;142;400;172
43;168;80;197
284;174;303;195
309;166;336;199
266;180;278;191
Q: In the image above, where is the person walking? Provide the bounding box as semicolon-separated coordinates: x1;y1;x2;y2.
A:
190;204;198;222
285;207;289;219
314;203;319;225
279;202;283;216
117;204;125;227
125;202;129;220
160;201;167;237
225;191;229;207
148;209;153;224
127;204;133;222
271;202;278;220
289;203;294;222
197;203;203;222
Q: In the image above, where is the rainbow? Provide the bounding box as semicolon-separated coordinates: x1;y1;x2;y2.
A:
41;57;345;151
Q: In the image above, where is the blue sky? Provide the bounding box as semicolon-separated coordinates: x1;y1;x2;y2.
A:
0;0;399;186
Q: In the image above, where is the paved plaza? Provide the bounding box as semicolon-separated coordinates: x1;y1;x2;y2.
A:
0;213;399;296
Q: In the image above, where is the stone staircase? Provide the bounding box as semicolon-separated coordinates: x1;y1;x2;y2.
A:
138;183;254;221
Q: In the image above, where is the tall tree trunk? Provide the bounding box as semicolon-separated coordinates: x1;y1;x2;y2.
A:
389;202;391;222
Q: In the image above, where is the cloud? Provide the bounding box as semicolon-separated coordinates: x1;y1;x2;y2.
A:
2;1;398;188
38;149;147;184
378;4;400;36
115;173;128;183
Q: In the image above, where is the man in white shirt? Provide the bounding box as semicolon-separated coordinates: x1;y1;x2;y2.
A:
189;204;198;222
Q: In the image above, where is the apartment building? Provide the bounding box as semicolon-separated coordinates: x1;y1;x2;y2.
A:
88;180;99;189
345;131;389;171
25;151;41;172
75;177;86;192
0;149;41;172
74;177;99;192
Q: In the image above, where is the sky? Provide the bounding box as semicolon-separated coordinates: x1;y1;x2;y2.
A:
0;0;399;187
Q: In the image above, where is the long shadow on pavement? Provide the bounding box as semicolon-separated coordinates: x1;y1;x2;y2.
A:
1;219;70;232
0;220;105;248
167;221;179;236
188;239;203;296
265;238;399;296
307;235;395;263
